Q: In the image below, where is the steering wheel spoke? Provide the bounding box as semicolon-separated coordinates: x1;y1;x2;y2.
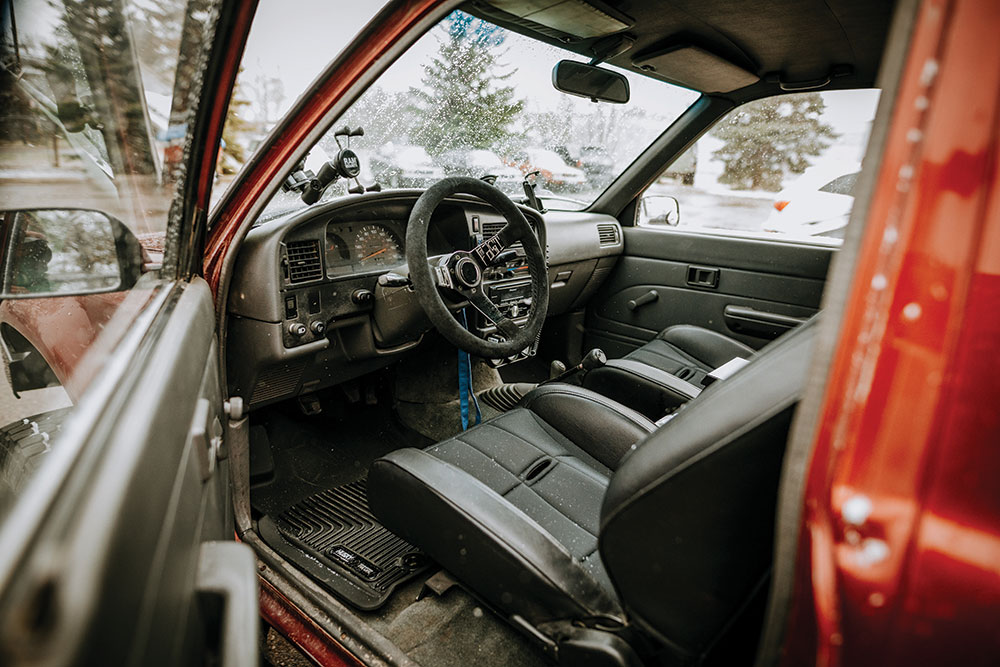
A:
467;290;520;339
471;223;521;265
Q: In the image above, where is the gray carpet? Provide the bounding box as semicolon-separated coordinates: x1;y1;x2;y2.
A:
394;337;505;441
360;576;548;667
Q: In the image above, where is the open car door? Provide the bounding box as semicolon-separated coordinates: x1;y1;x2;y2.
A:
0;1;258;664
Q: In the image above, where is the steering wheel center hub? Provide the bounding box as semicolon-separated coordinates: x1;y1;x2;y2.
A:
453;255;482;289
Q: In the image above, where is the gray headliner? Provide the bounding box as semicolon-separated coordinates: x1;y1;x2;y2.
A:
471;0;896;97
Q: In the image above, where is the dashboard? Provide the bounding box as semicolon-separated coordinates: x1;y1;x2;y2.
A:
227;191;624;410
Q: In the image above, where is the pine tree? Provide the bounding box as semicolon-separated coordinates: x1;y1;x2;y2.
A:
219;70;250;173
408;12;524;157
711;93;838;191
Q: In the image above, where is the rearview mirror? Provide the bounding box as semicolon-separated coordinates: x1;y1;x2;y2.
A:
1;209;144;299
552;60;630;104
638;195;680;226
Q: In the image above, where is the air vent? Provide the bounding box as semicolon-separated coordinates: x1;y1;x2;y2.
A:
286;239;322;284
597;223;620;246
482;220;506;238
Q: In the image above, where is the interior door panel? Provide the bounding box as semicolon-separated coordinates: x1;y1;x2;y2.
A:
0;279;257;666
585;228;834;359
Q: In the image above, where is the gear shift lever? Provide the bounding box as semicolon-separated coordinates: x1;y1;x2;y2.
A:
542;349;607;385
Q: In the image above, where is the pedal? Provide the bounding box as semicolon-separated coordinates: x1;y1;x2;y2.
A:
342;381;361;403
297;394;322;415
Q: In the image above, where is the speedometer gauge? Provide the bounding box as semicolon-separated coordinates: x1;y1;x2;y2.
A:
354;224;404;269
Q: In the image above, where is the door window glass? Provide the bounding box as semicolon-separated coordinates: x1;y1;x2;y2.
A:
638;89;881;245
0;0;210;521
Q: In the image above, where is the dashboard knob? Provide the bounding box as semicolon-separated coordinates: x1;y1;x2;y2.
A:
352;289;374;305
309;320;326;335
288;322;308;337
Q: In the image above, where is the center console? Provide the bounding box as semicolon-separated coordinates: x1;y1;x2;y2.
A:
473;237;537;367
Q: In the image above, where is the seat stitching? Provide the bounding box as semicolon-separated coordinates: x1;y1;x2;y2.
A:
649;340;706;368
452;427;545;477
553;455;611;486
445;436;524;493
511;473;600;542
485;421;551;458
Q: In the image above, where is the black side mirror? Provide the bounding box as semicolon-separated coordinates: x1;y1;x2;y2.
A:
1;209;144;299
552;60;630;104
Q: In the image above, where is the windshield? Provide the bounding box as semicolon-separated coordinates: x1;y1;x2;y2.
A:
262;10;699;218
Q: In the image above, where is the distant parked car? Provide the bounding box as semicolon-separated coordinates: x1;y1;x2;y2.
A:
369;144;444;188
575;145;616;181
762;164;860;239
658;144;696;185
441;148;523;191
510;148;586;190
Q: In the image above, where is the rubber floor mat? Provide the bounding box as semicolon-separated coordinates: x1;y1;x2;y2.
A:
259;478;432;610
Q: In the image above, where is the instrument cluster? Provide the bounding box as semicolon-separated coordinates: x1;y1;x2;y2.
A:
325;220;406;278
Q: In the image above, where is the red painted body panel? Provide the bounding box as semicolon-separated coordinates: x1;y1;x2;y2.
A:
259;578;364;667
1;293;124;398
782;1;1000;665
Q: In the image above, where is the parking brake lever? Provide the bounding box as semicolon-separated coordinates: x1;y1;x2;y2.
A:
540;349;607;385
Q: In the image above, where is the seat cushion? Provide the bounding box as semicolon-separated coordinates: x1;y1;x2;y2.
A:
368;408;621;624
585;325;757;419
425;408;614;586
625;324;755;375
368;393;652;627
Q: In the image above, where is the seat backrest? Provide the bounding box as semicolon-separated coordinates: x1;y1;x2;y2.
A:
599;316;819;661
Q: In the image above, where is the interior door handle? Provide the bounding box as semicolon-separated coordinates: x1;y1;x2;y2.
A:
686;265;720;288
198;541;259;667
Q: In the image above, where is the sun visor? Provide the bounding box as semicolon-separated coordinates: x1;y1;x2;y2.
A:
632;45;760;93
486;0;633;39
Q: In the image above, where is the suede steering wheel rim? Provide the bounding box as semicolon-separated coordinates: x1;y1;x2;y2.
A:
406;177;548;358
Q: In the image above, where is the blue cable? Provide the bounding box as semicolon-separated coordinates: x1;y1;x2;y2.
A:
458;309;482;431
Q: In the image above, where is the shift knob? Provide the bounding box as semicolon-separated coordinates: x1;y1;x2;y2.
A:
581;348;607;371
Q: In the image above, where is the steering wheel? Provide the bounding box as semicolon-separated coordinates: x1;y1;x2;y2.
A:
406;177;549;358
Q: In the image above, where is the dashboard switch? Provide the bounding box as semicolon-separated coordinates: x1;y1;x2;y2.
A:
288;322;308;338
284;295;298;319
309;320;326;335
352;289;375;306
